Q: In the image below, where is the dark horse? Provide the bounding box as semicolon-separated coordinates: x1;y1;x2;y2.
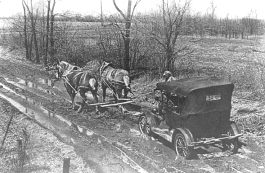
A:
56;61;99;113
99;61;131;102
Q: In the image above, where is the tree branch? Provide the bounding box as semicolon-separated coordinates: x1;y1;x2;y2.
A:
131;0;141;19
113;0;126;19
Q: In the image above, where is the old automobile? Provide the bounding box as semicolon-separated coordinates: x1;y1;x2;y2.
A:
139;77;242;159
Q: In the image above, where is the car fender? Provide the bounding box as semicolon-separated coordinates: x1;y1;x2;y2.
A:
171;128;195;146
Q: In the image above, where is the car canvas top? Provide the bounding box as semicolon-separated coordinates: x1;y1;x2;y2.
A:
156;77;234;96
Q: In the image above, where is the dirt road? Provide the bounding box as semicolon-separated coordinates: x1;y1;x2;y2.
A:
0;38;265;173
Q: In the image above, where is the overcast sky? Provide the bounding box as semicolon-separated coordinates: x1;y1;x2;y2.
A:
0;0;264;19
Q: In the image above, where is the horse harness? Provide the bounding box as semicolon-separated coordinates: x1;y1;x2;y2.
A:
62;70;96;94
100;65;127;87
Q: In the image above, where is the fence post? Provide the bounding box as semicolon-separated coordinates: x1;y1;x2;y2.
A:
63;158;70;173
1;114;14;150
17;139;23;173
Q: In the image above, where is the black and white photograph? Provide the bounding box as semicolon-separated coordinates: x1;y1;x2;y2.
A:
0;0;265;172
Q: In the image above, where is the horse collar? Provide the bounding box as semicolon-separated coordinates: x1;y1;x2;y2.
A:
100;63;110;75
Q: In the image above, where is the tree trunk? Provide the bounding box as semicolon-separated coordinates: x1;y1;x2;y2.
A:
124;20;131;72
124;0;132;72
32;14;40;63
44;0;50;67
22;0;30;60
113;0;135;73
24;0;40;63
166;48;173;71
29;34;33;60
49;0;56;63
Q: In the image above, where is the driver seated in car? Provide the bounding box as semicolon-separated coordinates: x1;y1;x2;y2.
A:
163;71;176;82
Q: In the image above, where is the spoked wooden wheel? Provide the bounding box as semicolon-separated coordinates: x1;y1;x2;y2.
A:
138;115;151;136
173;132;193;159
223;122;240;153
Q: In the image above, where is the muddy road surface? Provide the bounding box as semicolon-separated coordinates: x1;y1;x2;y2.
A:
0;47;265;173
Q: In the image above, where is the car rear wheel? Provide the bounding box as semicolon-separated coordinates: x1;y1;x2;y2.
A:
223;122;240;153
173;130;194;159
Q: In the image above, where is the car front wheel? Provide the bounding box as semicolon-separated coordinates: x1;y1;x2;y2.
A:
173;131;194;159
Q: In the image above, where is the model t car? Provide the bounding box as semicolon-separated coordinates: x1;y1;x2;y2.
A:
139;77;242;159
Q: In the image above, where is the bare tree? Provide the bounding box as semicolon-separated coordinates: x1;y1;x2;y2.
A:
207;1;217;36
22;0;30;60
100;0;103;26
97;23;124;67
112;0;141;72
44;0;51;67
150;0;191;71
23;0;40;63
49;0;56;62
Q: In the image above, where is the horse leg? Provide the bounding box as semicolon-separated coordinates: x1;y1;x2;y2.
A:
123;75;130;98
124;88;128;98
117;89;128;114
112;89;121;103
91;90;99;113
65;83;76;109
102;84;107;102
117;89;122;99
77;89;86;113
70;92;76;109
112;90;117;102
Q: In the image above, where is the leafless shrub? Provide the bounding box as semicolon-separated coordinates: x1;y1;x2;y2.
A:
229;65;257;91
234;114;265;134
0;115;31;173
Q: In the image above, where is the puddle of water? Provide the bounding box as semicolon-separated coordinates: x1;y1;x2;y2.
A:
0;82;97;139
0;82;23;95
4;76;83;104
0;86;88;137
0;90;46;120
17;78;26;85
38;78;53;87
7;76;105;105
5;77;56;96
199;165;216;173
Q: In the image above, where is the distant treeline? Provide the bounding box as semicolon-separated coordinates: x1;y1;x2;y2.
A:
54;13;265;38
181;15;265;38
55;14;101;22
